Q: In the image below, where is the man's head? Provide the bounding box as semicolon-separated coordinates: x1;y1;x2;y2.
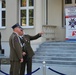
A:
12;23;23;36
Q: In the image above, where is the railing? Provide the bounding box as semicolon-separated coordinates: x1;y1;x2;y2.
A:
0;61;66;75
42;25;57;41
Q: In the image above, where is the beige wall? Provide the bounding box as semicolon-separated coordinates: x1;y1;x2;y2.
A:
0;0;44;56
0;0;18;41
0;0;43;43
0;0;67;56
0;0;66;42
48;0;66;41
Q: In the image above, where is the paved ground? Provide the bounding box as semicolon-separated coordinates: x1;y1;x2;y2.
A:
0;63;76;75
0;63;43;75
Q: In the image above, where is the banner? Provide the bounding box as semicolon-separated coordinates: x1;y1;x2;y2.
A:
65;6;76;41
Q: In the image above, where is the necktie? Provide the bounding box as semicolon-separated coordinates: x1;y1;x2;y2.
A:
19;37;24;46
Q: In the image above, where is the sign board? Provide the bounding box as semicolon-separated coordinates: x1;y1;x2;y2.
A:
65;6;76;41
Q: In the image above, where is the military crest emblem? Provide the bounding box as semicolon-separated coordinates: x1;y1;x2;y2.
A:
69;18;76;28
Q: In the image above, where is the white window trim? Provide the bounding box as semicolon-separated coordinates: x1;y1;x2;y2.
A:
0;0;6;29
19;0;34;28
0;1;2;28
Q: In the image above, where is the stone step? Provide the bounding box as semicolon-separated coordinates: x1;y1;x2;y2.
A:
33;41;76;65
36;49;76;52
38;47;76;50
40;44;76;46
37;48;76;51
40;43;76;46
42;41;76;44
33;53;76;57
35;51;76;54
39;46;76;49
32;60;76;65
33;56;76;60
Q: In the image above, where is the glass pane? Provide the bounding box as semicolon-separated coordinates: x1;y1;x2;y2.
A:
2;0;6;8
2;19;5;26
2;11;6;26
2;11;5;18
21;10;26;17
29;9;34;26
29;18;33;26
75;0;76;3
21;0;26;7
65;0;72;4
29;0;34;6
29;9;33;17
21;18;26;26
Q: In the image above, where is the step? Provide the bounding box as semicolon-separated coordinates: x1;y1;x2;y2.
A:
34;53;76;57
36;49;76;52
33;41;76;66
33;56;76;61
36;48;76;51
42;43;76;46
39;46;76;49
32;59;76;65
35;51;76;54
42;41;76;44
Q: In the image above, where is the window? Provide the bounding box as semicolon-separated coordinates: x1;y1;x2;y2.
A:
0;0;6;28
75;0;76;3
65;0;72;4
19;0;34;27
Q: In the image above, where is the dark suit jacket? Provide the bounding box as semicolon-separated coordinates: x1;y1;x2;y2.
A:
22;34;41;58
9;32;23;61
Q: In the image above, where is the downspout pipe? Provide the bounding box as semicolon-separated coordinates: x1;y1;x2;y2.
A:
46;0;48;25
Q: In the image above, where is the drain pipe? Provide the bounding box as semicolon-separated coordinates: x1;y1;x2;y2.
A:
46;0;48;25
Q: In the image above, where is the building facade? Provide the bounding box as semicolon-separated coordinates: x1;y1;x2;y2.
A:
0;0;76;56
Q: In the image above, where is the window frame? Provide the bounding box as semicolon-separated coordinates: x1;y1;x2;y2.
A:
19;0;34;28
0;0;6;29
65;0;72;4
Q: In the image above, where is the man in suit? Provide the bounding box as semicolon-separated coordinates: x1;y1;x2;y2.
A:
9;23;24;75
19;30;43;75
